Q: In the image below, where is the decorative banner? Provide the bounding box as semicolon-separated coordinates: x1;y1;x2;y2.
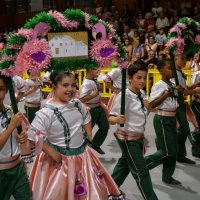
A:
0;9;128;76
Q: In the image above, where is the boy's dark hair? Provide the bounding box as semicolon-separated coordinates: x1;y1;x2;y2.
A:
157;58;172;71
50;71;74;86
128;62;147;78
0;72;8;91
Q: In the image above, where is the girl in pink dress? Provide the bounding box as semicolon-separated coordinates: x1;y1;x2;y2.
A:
28;71;125;200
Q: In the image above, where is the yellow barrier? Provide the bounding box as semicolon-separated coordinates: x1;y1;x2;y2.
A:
24;68;195;101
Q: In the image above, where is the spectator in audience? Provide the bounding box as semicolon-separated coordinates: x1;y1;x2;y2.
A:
146;50;158;69
152;1;163;20
170;10;180;26
145;35;158;58
193;6;200;22
132;38;145;61
121;4;131;26
155;11;169;30
124;38;133;62
189;52;200;71
132;30;140;48
135;11;145;33
123;25;134;43
155;27;166;54
180;1;192;17
144;12;155;33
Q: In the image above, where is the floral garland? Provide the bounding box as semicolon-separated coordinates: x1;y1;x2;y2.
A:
166;17;200;55
0;9;127;76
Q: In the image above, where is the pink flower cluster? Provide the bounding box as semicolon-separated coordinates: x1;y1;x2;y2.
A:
15;39;51;75
90;38;119;67
48;10;79;29
0;42;4;52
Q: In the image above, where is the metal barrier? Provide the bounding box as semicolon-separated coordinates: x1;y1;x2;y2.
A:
25;68;194;101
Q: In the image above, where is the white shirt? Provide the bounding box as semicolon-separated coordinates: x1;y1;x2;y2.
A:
3;76;25;106
28;99;91;148
150;80;177;110
0;106;20;159
25;79;42;103
103;68;129;89
192;71;200;101
79;78;100;104
173;70;187;89
155;17;169;29
110;88;148;133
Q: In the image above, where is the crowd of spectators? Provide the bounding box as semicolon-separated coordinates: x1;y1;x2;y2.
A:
0;0;200;70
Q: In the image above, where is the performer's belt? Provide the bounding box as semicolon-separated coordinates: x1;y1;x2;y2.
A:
25;101;41;107
115;129;144;141
156;109;176;117
0;154;21;170
85;102;100;108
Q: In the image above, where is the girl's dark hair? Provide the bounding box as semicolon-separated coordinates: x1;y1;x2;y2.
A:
128;62;147;77
50;71;74;86
148;35;155;41
157;58;172;71
0;73;8;90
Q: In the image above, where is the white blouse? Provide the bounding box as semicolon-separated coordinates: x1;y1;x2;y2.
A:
110;88;148;133
103;68;129;89
150;80;177;110
0;106;20;159
25;79;42;103
28;99;91;148
79;78;101;104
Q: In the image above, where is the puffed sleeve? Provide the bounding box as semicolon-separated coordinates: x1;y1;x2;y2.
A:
150;82;167;102
109;92;121;116
79;82;91;98
28;107;53;141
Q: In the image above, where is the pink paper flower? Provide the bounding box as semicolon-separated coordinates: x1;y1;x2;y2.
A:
90;38;118;67
175;37;185;54
0;65;17;77
176;23;187;30
17;28;33;40
48;10;79;29
15;38;51;75
0;42;4;52
169;25;181;36
107;23;116;35
84;12;91;28
165;38;177;49
195;35;200;45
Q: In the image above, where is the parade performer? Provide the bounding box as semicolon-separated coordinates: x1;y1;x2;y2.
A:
0;74;32;200
109;63;158;200
79;67;109;155
165;17;200;164
190;69;200;158
145;58;182;185
174;53;200;164
3;75;26;106
28;71;125;200
103;66;129;112
24;71;43;123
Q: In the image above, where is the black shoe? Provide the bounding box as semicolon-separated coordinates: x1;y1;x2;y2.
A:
92;146;105;154
163;178;182;186
177;157;196;164
192;153;200;158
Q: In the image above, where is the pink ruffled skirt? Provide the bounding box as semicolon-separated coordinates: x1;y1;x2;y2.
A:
29;146;124;200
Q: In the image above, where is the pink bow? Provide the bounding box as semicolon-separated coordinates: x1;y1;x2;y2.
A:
35;130;46;155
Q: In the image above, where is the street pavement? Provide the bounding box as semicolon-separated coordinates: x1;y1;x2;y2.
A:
12;102;200;200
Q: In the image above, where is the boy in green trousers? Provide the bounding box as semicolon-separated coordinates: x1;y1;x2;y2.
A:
79;67;109;154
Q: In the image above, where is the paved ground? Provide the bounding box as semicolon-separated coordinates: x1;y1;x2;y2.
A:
11;102;200;200
97;113;200;200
